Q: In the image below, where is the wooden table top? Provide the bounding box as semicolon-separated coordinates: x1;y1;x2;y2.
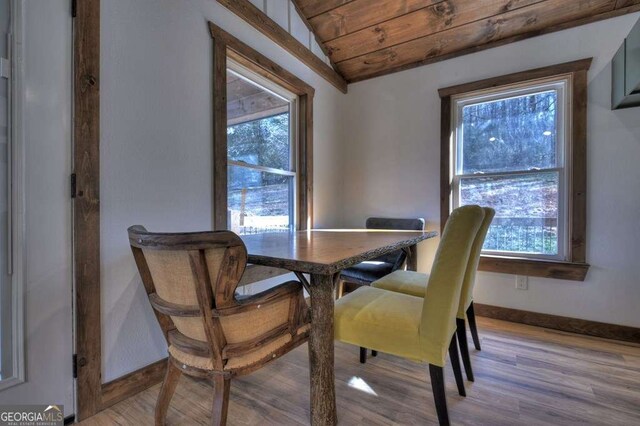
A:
241;229;437;275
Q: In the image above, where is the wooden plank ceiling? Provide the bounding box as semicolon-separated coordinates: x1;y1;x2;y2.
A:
294;0;640;83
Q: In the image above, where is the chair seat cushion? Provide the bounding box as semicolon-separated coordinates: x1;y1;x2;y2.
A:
334;286;426;362
372;270;429;298
340;261;395;284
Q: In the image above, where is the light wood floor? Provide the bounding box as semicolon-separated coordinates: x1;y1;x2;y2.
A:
81;317;640;425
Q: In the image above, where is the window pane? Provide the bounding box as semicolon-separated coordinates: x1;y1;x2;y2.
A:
459;172;559;256
228;114;290;171
461;91;558;174
228;165;294;235
227;71;291;171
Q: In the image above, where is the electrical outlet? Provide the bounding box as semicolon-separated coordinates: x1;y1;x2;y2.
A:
515;275;528;290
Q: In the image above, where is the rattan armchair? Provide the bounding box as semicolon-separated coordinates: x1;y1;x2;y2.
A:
128;226;310;425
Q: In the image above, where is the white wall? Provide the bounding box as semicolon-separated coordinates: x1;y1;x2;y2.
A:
100;0;344;381
0;0;74;410
340;14;640;328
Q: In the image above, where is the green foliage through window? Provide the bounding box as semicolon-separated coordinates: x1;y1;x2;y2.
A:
228;113;290;172
461;91;557;174
227;113;293;235
456;86;564;257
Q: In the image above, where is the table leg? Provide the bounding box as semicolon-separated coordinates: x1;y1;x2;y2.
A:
308;273;338;425
405;244;418;271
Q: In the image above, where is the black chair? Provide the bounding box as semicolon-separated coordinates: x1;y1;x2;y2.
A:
336;217;425;300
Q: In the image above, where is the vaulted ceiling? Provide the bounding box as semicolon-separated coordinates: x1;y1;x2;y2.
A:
294;0;640;83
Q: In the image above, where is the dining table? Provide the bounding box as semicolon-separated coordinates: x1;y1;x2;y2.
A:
241;229;438;425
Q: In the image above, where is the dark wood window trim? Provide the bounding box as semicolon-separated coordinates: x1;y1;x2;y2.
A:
209;21;314;232
439;59;592;282
209;22;315;283
215;0;347;93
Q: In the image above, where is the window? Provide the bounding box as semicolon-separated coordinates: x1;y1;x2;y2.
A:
210;22;314;235
226;63;297;235
439;60;591;281
453;80;568;259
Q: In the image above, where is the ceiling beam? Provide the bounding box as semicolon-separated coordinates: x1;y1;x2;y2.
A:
217;0;348;93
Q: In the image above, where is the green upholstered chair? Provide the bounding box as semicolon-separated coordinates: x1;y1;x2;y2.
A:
334;205;485;425
372;207;495;382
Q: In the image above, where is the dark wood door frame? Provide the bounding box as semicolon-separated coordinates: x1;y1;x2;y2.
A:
72;5;318;420
74;0;164;419
73;0;102;420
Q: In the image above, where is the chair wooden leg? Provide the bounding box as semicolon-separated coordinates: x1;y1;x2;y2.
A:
155;360;182;426
371;350;378;357
429;364;449;426
211;375;231;426
360;347;367;364
467;302;481;350
456;318;474;382
448;337;466;397
335;280;344;300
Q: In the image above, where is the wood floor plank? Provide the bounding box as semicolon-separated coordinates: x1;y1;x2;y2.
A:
80;317;640;425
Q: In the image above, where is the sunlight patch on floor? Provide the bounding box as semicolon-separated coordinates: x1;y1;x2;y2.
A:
347;376;378;396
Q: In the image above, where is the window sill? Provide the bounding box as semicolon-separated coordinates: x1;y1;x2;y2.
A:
478;255;590;281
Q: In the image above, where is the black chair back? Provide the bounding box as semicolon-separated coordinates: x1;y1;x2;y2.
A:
366;217;425;268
